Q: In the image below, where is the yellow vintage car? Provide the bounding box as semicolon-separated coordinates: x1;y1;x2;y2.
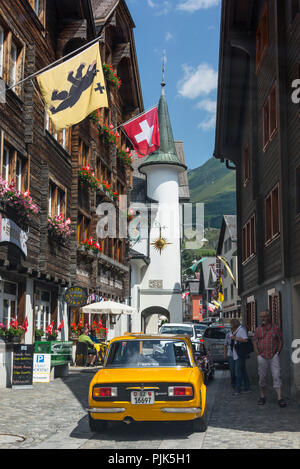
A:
88;333;207;432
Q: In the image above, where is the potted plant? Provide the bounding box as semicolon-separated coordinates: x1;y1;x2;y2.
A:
78;165;100;191
99;123;120;145
0;177;38;225
48;213;73;243
34;328;45;341
117;148;134;168
0;323;8;342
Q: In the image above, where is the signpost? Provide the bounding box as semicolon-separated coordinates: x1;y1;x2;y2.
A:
64;286;88;307
12;344;34;389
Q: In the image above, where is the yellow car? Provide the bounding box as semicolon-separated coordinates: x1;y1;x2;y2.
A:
88;333;207;432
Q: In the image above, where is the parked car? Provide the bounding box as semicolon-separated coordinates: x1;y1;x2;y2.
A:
88;333;207;432
159;323;202;351
202;325;231;364
193;323;208;339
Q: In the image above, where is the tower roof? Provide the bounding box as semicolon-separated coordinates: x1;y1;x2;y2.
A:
139;83;187;172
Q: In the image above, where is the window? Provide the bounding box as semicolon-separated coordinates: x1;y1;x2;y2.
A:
242;214;256;263
245;301;256;332
269;292;282;328
296;165;300;216
48;180;66;217
0;281;18;326
256;4;268;71
77;213;91;243
1;145;29;191
45;113;71;153
28;0;45;26
0;23;24;98
265;184;280;244
79;140;90;167
243;145;250;185
263;83;277;149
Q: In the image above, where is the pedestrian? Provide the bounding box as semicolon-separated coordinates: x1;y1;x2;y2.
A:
253;309;286;407
78;327;97;367
224;326;236;389
230;318;251;396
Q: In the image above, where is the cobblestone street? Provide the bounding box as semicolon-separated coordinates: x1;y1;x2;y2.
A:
0;366;300;450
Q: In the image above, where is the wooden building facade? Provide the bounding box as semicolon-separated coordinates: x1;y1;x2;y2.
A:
215;0;300;398
0;0;143;346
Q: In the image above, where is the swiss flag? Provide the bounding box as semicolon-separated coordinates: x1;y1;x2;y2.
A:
122;107;160;158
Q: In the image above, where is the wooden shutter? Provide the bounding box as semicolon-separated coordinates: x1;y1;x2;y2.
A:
270;292;282;328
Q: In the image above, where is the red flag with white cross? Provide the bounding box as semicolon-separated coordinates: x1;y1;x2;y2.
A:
122;107;160;158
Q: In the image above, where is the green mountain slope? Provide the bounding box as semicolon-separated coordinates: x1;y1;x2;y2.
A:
188;158;236;229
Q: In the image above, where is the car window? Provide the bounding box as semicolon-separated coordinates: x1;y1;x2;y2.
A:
209;328;227;339
105;339;192;368
203;328;211;338
194;325;207;337
160;326;193;337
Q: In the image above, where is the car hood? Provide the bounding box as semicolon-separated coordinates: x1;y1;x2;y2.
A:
92;367;196;385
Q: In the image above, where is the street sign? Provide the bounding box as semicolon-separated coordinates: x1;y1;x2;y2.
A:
33;353;51;383
64;286;88;307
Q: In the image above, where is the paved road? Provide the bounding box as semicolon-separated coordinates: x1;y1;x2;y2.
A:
0;366;300;449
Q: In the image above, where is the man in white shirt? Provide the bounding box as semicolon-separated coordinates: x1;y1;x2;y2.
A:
230;319;251;395
224;329;236;388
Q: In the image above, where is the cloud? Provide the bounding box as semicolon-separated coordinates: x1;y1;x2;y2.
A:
165;32;174;42
177;0;220;12
177;63;218;99
196;99;217;131
147;0;172;15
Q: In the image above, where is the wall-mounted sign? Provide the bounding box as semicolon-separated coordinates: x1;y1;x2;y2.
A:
64;286;88;307
149;280;163;289
0;216;28;256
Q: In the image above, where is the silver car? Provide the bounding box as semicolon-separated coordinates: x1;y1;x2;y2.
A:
202;325;231;364
159;323;202;352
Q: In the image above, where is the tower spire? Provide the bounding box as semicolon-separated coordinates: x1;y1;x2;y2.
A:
161;51;166;95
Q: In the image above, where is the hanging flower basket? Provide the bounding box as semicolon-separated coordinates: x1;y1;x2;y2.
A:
99;180;119;203
103;63;122;89
99;124;120;145
89;108;101;125
78;165;100;191
79;238;101;254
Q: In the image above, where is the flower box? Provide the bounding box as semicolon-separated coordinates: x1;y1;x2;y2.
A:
78;165;100;191
103;64;122;89
99;124;120;145
48;214;73;242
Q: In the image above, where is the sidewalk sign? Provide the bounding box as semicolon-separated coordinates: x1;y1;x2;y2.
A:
12;344;34;389
33;353;51;383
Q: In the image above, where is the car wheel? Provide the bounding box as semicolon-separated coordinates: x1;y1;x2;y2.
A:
193;408;208;433
89;414;108;433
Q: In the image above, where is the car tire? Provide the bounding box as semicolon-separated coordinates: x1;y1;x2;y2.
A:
89;414;108;433
193;408;208;433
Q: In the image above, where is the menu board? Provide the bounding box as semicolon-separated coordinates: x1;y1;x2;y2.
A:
12;344;34;389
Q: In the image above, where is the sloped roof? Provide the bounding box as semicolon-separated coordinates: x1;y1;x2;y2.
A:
216;215;237;254
175;141;190;201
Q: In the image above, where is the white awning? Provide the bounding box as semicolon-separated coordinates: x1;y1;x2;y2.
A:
82;300;136;315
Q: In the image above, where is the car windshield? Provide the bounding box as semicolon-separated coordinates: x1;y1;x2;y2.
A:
105;339;192;368
160;326;193;337
194;325;207;337
209;328;228;339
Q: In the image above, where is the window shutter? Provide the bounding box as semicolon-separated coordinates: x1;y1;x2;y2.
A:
270;292;282;328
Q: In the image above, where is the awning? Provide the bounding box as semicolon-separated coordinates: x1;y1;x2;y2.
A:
81;300;136;315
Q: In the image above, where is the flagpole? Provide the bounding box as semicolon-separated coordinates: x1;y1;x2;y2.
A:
6;35;103;92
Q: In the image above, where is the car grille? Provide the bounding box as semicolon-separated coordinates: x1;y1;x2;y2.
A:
92;382;194;402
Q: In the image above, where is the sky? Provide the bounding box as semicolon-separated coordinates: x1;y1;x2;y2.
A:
126;0;222;170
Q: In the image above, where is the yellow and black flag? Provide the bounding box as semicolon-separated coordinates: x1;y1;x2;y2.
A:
218;277;224;303
36;43;108;132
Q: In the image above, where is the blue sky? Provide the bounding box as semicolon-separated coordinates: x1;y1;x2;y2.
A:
127;0;221;170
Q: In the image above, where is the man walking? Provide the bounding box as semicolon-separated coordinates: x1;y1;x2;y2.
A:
253;310;286;407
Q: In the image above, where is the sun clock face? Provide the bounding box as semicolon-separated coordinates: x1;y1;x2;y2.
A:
151;236;172;254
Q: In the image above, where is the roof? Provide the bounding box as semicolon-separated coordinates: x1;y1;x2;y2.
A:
139;84;187;172
175;141;190;201
216;215;237;254
90;0;135;28
110;333;193;342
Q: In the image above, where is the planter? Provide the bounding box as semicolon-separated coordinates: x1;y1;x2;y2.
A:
7;335;22;343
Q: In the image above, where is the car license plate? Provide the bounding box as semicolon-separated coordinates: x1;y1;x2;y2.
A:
131;391;155;405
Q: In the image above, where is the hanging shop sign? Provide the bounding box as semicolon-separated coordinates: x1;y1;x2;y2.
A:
64;286;88;307
0;216;28;256
12;344;34;389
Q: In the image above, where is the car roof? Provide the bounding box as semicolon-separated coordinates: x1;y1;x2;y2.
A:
110;333;192;341
160;323;194;328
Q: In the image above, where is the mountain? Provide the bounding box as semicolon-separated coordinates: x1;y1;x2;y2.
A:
188;157;236;229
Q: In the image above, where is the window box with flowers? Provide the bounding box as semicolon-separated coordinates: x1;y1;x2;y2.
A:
0;323;8;342
99;124;120;145
70;319;83;339
45;320;63;341
103;63;122;89
89;108;101;126
78;165;100;191
117;148;134;168
48;213;73;244
79;238;102;256
0;177;38;226
34;328;45;341
6;318;26;343
98;180;119;203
